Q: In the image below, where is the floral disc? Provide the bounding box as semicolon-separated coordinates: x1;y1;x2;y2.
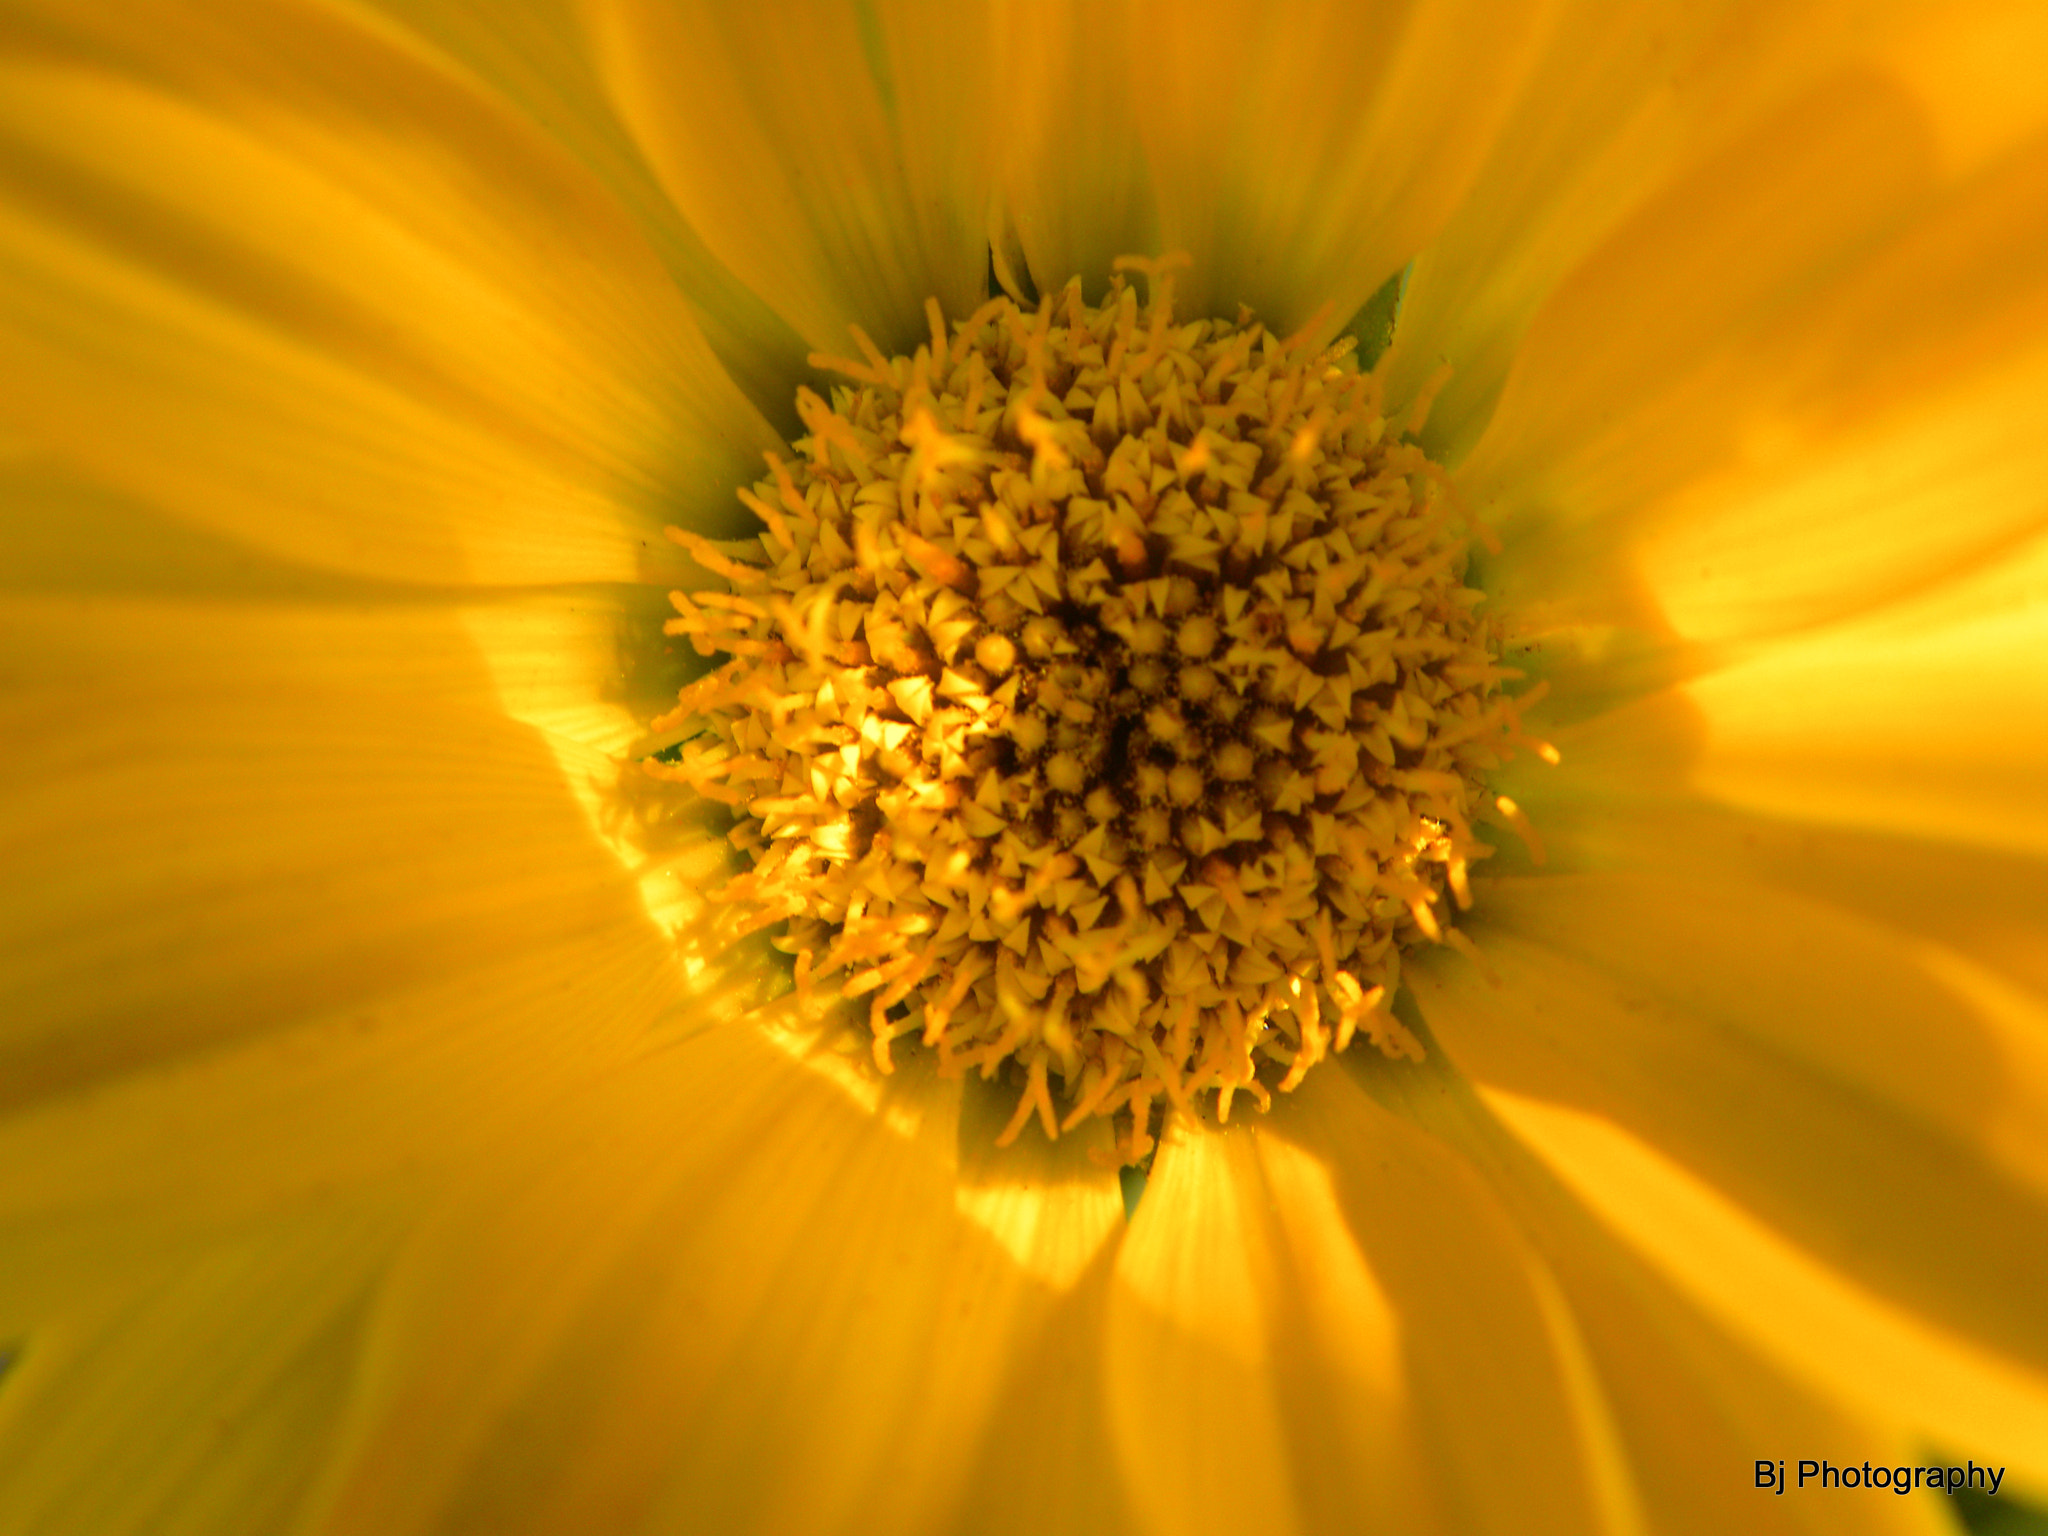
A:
654;258;1545;1161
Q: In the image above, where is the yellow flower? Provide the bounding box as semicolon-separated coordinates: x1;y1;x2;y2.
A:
3;2;2047;1534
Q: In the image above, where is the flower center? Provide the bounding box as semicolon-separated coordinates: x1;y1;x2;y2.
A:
653;256;1544;1163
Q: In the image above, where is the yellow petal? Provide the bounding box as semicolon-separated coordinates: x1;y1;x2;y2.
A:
942;1273;1135;1536
1870;0;2048;179
349;0;812;421
1410;871;2048;1462
939;1075;1132;1536
1126;0;1548;335
1105;1121;1317;1536
1109;1078;1645;1535
0;561;734;1101
310;1034;1124;1536
1344;1050;1970;1536
991;0;1157;301
0;897;720;1339
5;803;953;1536
2;449;724;949
1465;100;2048;648
1465;73;1937;535
1486;1086;2048;1501
0;591;767;1529
1635;348;2048;654
1487;680;2048;1002
1693;809;2048;1002
1681;590;2048;860
594;0;994;356
952;1070;1127;1290
1387;0;1992;461
1287;1067;1631;1536
0;600;755;1432
1114;1032;1973;1534
0;4;776;585
0;1210;396;1536
1491;675;2048;1015
1461;865;2048;1223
